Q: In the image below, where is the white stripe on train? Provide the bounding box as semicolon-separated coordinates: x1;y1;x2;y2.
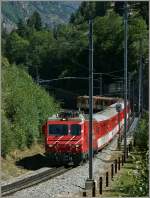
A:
97;114;127;148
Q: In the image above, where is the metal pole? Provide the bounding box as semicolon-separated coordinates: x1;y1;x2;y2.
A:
132;79;135;116
35;65;39;84
141;58;143;116
85;16;95;192
128;72;131;103
118;110;121;147
138;39;142;118
122;80;124;98
89;18;93;180
99;73;102;96
128;72;131;126
124;1;128;160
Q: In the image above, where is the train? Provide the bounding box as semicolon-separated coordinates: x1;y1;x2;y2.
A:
42;97;131;165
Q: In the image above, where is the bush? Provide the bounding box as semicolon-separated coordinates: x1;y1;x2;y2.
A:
134;112;148;150
2;57;60;156
132;113;149;196
1;111;13;157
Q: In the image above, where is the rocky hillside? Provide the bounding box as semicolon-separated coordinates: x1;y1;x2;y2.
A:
2;1;80;32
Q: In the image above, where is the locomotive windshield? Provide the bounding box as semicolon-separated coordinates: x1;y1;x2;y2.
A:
70;124;81;135
48;124;68;135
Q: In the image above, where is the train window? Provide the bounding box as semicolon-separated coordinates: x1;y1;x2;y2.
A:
48;124;68;136
70;124;81;135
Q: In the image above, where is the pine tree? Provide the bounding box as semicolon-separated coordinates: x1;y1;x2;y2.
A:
27;11;42;31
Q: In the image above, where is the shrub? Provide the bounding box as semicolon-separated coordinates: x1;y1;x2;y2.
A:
134;112;148;150
2;57;60;156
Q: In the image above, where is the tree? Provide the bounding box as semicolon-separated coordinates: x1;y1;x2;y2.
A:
70;2;111;24
27;30;54;80
27;11;42;31
128;16;148;72
95;2;111;17
114;2;124;16
16;19;27;37
93;12;124;75
114;2;148;27
2;57;60;156
5;32;29;65
132;113;149;196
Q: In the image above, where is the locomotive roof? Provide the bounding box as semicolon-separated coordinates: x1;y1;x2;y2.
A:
48;114;84;121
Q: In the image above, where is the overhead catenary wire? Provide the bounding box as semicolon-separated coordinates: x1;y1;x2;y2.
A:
93;72;124;79
93;69;124;75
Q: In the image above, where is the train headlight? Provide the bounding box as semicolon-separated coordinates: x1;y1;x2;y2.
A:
48;144;53;148
75;144;80;148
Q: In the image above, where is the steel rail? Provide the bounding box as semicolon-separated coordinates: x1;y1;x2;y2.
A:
1;166;72;197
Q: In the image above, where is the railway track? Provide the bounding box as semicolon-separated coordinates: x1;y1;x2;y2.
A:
1;166;72;197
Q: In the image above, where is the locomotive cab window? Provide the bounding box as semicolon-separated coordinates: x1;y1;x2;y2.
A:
70;124;81;135
48;124;68;136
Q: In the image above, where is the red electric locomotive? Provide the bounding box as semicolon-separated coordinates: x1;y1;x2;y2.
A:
42;99;130;165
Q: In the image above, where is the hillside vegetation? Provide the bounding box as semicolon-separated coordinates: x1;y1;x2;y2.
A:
2;58;60;157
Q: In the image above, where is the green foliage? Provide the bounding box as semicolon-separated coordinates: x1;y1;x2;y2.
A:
130;152;149;196
94;12;123;74
16;19;28;38
2;1;148;98
2;57;60;156
114;2;124;16
131;113;149;195
70;2;111;24
27;11;42;31
112;114;149;196
112;154;148;197
27;30;54;78
114;2;149;27
5;32;29;65
128;16;148;71
134;113;148;150
1;111;13;157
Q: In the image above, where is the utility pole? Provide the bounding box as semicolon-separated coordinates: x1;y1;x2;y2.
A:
128;72;131;126
128;72;131;103
88;17;93;182
141;60;143;115
99;73;102;96
138;39;142;118
132;79;135;117
85;17;95;192
123;1;128;161
35;65;40;84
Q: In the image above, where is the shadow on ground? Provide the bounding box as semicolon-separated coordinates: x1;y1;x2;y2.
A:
16;154;60;170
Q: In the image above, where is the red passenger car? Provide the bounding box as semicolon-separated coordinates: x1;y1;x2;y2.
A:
42;99;130;165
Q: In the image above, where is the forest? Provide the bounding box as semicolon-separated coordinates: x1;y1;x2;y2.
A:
2;2;148;156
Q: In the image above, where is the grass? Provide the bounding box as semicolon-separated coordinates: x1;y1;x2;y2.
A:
75;150;148;197
102;159;136;197
1;143;44;180
101;153;148;197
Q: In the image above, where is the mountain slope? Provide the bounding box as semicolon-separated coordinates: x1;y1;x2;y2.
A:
2;1;80;32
